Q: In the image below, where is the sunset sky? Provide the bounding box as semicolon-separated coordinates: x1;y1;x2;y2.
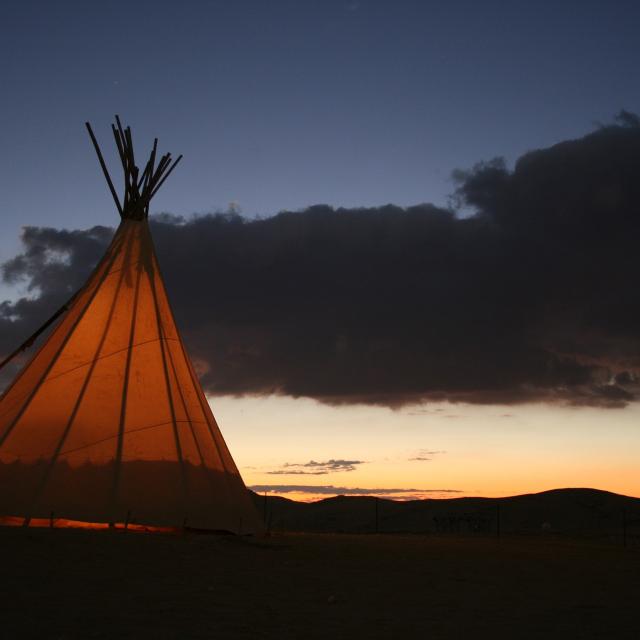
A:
2;1;640;501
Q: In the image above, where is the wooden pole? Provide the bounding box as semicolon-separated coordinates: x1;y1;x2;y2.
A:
0;293;79;372
496;503;501;540
150;154;183;198
375;497;379;533
263;492;268;526
85;122;123;216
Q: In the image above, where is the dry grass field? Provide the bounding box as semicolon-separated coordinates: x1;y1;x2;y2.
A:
1;526;638;639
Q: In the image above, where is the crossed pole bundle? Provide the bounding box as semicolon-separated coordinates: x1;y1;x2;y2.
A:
0;117;182;372
85;115;182;220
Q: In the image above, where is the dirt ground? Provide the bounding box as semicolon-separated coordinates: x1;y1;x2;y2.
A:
0;527;638;639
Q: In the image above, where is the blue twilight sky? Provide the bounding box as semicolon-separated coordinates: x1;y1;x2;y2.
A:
2;1;640;499
1;0;639;263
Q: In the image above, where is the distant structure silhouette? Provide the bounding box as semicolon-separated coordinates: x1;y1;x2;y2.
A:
0;118;262;533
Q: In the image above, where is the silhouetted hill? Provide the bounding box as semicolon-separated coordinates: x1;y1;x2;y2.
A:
250;488;640;538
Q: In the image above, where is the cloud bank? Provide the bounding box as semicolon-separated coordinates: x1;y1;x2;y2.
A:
2;114;640;407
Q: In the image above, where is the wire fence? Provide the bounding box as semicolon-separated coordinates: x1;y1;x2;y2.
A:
260;495;640;547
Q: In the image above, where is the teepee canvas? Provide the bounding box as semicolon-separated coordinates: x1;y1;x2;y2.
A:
0;119;261;534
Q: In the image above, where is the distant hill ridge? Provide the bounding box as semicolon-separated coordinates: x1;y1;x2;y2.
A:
250;488;640;537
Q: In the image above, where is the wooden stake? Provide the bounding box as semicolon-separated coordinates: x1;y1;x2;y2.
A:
375;496;379;533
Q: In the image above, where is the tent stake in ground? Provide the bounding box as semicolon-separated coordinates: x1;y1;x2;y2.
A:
0;118;262;535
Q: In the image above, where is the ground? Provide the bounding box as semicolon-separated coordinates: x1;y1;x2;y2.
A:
0;527;638;639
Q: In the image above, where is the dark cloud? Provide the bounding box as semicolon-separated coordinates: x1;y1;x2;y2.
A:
265;470;327;476
266;459;365;475
248;485;462;496
408;449;446;462
2;114;640;407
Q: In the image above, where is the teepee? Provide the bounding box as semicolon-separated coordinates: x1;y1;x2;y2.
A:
0;118;262;534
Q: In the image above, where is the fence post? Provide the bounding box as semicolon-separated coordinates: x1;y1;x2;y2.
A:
263;492;267;526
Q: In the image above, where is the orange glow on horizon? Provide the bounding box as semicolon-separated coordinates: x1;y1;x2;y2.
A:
213;395;640;502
